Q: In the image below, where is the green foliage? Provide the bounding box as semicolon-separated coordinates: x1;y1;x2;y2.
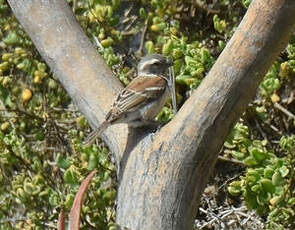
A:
99;47;121;67
227;124;295;228
223;15;295;228
0;1;117;229
213;15;227;34
72;0;122;43
260;62;281;97
145;11;215;91
140;0;217;121
224;34;295;229
241;0;252;8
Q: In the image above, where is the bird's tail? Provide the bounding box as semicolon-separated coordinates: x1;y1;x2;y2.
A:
83;121;109;146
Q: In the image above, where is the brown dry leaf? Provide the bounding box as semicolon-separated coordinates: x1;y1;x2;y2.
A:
58;209;66;230
69;170;97;230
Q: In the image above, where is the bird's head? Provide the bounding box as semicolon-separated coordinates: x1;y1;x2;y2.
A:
137;54;173;76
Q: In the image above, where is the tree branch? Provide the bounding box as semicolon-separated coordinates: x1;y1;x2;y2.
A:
116;0;295;229
7;0;295;229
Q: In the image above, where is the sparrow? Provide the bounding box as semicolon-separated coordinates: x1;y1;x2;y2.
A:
84;54;173;145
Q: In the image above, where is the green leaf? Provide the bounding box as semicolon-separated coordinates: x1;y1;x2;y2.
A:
244;156;258;166
88;152;98;171
3;31;22;45
56;154;71;169
251;184;261;192
264;167;274;179
269;196;282;206
23;182;34;195
288;198;295;206
175;75;193;85
64;166;79;185
65;194;75;210
250;147;267;162
231;150;245;159
256;192;271;206
260;178;275;193
279;165;289;177
228;181;242;196
224;141;236;149
272;171;283;186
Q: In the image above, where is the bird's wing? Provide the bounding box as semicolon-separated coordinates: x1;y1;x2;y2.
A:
106;76;167;122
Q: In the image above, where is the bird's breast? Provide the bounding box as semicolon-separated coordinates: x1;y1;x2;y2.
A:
139;87;169;120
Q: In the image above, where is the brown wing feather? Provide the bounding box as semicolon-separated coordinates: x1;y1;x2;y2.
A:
106;76;167;122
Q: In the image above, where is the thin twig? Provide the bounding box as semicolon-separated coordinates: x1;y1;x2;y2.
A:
254;119;270;146
72;0;77;12
124;15;138;31
218;155;244;165
169;65;177;114
135;19;148;57
262;120;282;135
0;108;44;121
93;35;103;49
274;102;295;119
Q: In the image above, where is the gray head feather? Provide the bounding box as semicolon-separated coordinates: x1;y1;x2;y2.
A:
138;54;173;76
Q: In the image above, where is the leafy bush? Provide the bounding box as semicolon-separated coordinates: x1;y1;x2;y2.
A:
227;124;295;228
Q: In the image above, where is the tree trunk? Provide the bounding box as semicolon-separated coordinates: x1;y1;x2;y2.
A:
7;0;295;229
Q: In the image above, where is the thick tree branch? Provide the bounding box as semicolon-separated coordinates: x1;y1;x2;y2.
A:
116;0;295;229
7;0;295;230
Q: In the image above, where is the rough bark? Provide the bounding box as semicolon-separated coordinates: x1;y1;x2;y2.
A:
7;0;295;229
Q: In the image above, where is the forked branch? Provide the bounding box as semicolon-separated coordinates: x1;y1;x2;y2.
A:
7;0;295;229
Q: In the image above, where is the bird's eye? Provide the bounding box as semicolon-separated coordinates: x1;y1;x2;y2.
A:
153;62;160;66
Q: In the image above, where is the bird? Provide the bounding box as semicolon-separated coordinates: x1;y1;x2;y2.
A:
84;54;173;145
